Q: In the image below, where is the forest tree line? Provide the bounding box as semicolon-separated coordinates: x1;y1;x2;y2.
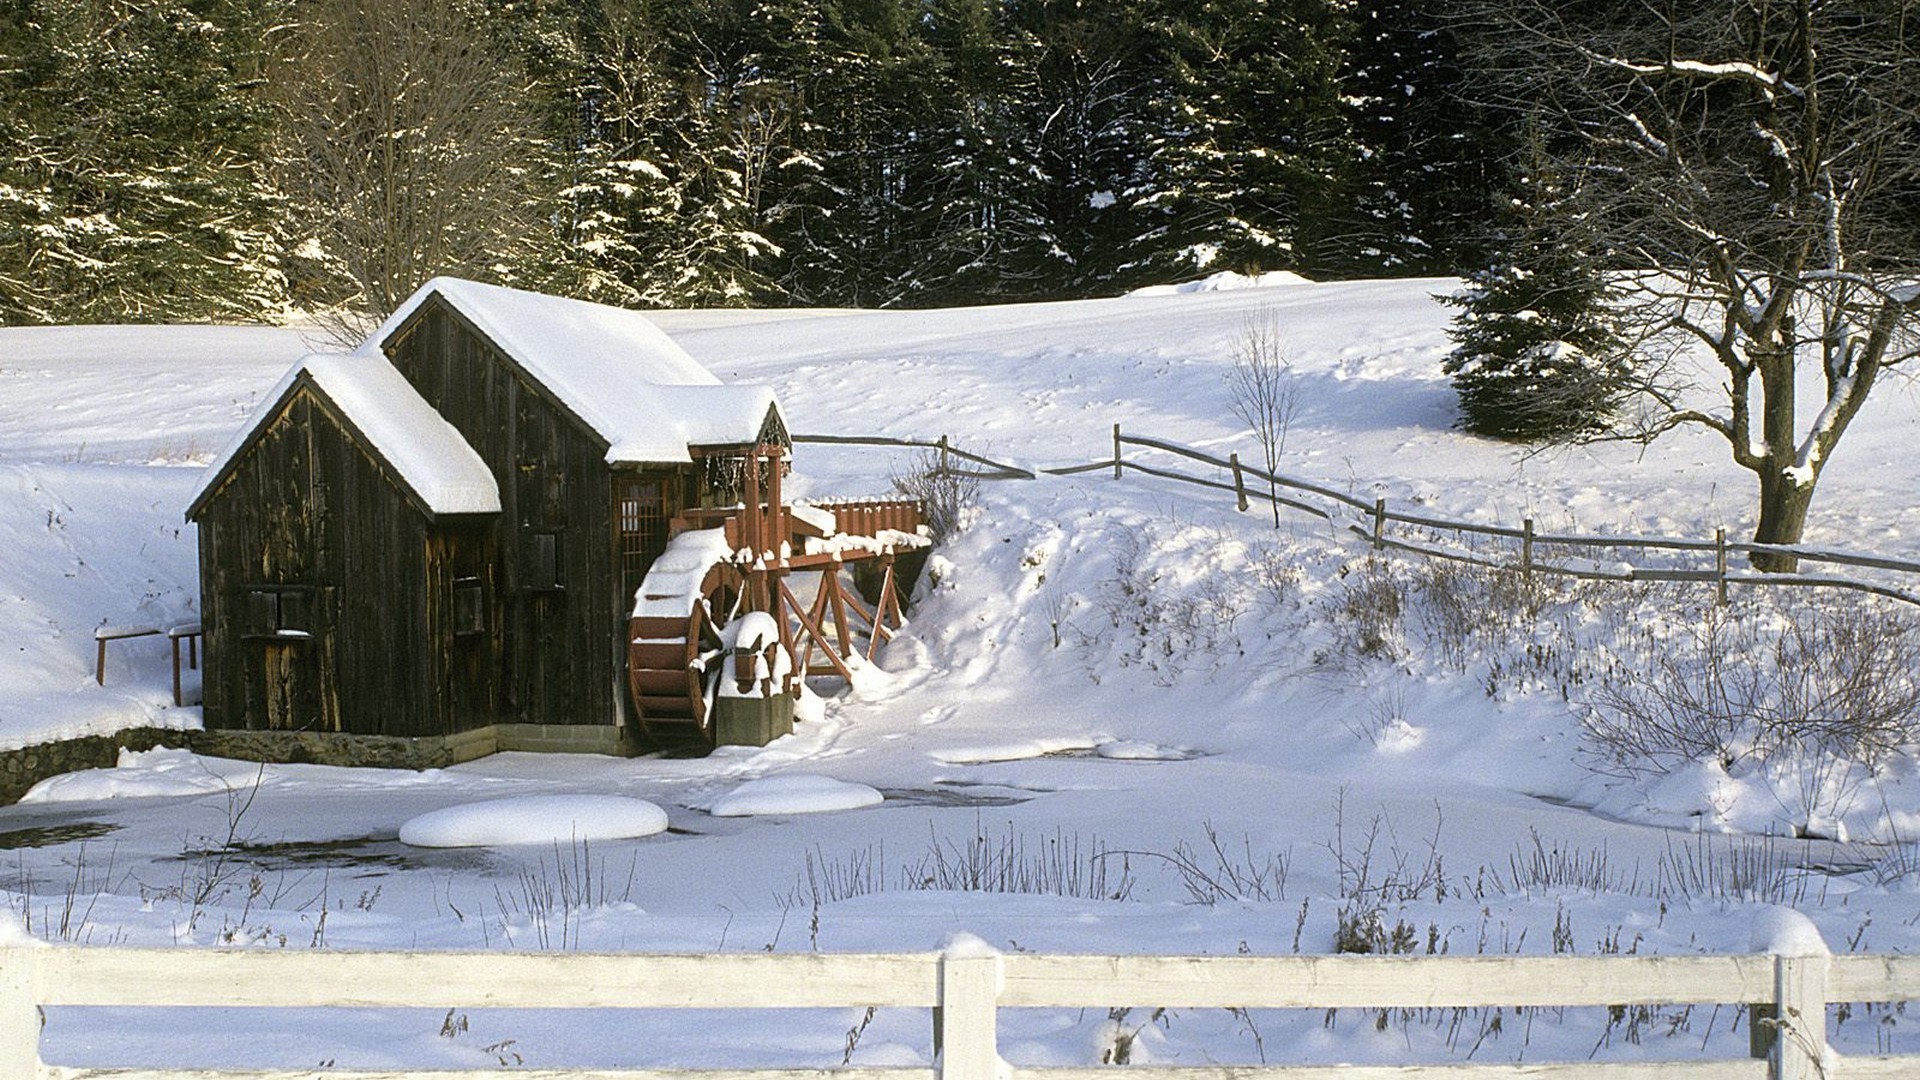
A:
1;0;1519;325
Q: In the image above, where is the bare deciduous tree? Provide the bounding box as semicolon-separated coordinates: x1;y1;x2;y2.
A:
1227;314;1303;527
1467;0;1920;570
272;0;553;335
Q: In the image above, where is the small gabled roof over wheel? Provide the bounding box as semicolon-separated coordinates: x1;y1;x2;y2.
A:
186;354;501;522
365;277;783;464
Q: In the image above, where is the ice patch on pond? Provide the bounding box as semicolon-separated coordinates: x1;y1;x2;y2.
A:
931;737;1102;765
1094;740;1196;761
934;737;1195;765
397;795;669;848
705;774;883;817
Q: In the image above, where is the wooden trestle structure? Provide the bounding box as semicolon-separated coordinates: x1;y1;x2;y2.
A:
626;443;927;743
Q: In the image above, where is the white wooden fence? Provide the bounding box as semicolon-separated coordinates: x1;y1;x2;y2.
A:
7;942;1920;1079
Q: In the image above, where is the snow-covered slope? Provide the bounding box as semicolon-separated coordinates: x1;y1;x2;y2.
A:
4;280;1920;1071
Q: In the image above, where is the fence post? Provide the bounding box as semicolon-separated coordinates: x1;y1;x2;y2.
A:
1372;498;1386;549
936;942;1002;1080
1229;453;1249;512
1112;424;1122;480
1770;954;1828;1080
1522;518;1534;577
1715;527;1729;606
937;435;951;477
0;947;40;1079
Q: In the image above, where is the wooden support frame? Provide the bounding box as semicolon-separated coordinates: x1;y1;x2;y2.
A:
94;625;162;686
768;559;912;688
778;578;855;682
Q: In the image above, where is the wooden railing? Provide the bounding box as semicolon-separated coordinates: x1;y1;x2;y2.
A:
676;498;924;549
805;497;927;538
7;941;1920;1079
793;428;1920;608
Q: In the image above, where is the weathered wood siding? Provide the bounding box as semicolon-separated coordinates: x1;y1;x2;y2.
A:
196;389;494;737
383;299;646;727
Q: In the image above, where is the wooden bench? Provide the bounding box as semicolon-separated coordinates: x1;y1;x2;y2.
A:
93;622;203;706
93;625;161;687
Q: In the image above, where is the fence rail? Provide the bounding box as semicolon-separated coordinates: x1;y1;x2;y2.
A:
793;429;1920;608
5;942;1919;1079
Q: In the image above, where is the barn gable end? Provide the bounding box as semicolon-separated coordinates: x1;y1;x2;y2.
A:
190;373;498;740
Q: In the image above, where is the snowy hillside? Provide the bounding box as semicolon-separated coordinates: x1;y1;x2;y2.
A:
4;278;1920;1071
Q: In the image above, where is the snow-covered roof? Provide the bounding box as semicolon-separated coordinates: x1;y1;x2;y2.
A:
188;354;501;519
361;277;781;464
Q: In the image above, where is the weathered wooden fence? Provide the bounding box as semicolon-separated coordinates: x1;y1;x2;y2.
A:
5;942;1920;1079
794;430;1920;608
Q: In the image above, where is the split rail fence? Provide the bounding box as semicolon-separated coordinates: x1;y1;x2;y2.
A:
6;942;1920;1079
794;429;1920;609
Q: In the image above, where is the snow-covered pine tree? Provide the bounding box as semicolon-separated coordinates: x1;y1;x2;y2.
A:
1337;0;1514;277
1442;125;1627;441
900;0;1061;305
0;0;287;324
1016;0;1158;296
775;0;942;306
1127;0;1357;281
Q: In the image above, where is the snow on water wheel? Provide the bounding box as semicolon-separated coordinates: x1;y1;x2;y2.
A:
627;532;741;744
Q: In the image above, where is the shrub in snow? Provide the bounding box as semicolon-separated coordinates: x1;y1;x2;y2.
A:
1442;262;1628;441
1582;598;1920;838
891;448;979;543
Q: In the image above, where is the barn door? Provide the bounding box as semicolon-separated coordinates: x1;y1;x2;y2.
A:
241;585;333;731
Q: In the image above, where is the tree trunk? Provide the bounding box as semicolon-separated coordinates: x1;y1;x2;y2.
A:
1751;469;1815;573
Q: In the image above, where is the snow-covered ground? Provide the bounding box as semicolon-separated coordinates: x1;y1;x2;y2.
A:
3;277;1920;1072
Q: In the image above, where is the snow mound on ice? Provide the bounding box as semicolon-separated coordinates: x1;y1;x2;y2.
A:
707;774;883;817
21;747;264;803
398;795;669;848
1128;270;1312;296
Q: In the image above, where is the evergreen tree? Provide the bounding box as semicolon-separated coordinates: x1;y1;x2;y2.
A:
1442;126;1628;441
1342;0;1523;276
1128;0;1358;281
882;0;1056;304
777;0;941;306
1014;0;1156;295
0;0;287;324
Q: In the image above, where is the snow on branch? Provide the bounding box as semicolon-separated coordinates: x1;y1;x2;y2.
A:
1579;49;1801;97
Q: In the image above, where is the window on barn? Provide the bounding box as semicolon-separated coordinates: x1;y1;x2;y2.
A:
525;532;563;592
244;586;314;639
615;477;669;602
453;577;486;635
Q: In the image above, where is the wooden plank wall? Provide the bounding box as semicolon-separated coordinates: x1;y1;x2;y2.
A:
198;391;444;736
383;300;623;728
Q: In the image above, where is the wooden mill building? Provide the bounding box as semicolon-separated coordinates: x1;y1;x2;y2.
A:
186;277;801;763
